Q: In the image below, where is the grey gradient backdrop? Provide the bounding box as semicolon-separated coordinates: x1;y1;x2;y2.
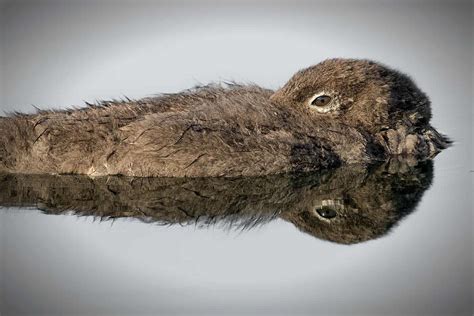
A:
0;0;472;315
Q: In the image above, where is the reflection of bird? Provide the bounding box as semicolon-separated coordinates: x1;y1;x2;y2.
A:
0;59;449;177
0;160;433;244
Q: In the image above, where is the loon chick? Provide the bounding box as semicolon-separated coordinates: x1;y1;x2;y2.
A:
0;58;449;177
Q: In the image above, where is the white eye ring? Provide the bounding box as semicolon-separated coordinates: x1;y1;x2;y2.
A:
307;92;339;113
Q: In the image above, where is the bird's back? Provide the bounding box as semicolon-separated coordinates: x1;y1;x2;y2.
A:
0;84;340;177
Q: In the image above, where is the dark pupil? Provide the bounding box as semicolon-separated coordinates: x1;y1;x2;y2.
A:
316;207;337;219
312;95;331;106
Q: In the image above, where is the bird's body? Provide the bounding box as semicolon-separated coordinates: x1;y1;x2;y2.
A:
0;59;449;177
0;84;343;177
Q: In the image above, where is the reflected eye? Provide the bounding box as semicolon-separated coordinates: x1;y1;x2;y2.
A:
315;207;337;219
311;95;332;107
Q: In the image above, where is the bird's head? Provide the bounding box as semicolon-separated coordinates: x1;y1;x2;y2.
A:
271;59;450;159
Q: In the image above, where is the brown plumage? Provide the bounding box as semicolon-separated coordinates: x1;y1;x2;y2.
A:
0;59;449;177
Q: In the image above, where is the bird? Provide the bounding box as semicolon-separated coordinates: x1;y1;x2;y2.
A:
0;58;450;177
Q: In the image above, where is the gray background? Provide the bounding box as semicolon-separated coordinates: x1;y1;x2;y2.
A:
0;0;472;315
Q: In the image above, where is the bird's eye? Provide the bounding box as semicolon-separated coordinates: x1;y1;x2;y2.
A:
315;206;337;219
311;95;332;107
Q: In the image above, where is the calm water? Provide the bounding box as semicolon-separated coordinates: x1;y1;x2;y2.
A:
0;144;472;315
1;1;472;314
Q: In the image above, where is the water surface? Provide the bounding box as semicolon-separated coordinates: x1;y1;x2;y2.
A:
0;153;472;315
